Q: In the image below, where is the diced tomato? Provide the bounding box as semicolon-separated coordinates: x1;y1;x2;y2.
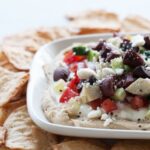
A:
74;55;86;62
101;99;117;113
69;61;86;73
60;87;79;103
64;50;75;64
63;50;86;65
89;99;104;110
130;96;148;110
69;63;78;72
68;74;80;92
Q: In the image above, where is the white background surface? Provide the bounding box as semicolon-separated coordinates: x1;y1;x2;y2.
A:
0;0;150;37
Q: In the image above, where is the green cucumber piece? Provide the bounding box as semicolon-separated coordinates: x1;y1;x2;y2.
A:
145;110;150;120
113;88;126;101
87;50;99;61
111;57;124;69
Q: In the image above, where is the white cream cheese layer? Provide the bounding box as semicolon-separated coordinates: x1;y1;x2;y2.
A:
113;106;147;122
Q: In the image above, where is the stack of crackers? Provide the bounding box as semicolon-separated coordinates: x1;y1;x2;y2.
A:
0;10;150;150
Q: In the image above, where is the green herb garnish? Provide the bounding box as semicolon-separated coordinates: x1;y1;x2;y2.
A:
73;46;88;55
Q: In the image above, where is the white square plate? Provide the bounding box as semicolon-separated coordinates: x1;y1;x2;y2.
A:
27;33;150;139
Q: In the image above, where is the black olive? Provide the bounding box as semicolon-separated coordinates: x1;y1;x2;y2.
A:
53;67;70;81
144;36;150;49
105;52;120;62
133;66;150;78
115;73;135;88
101;44;112;59
123;73;135;88
123;50;144;68
120;39;132;51
100;77;115;97
92;40;105;51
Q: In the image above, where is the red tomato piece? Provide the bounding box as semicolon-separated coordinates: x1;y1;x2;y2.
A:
63;50;75;64
74;55;86;62
60;88;79;103
69;63;78;73
68;74;80;92
89;99;104;110
63;50;86;65
130;96;148;109
101;99;117;113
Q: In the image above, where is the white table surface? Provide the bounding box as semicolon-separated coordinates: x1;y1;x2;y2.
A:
0;0;150;37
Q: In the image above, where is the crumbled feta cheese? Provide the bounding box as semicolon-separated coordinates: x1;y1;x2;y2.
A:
101;113;109;121
107;37;122;47
87;109;101;119
146;66;150;70
103;118;113;127
101;68;115;78
79;104;92;117
114;68;124;75
131;35;145;47
77;68;97;80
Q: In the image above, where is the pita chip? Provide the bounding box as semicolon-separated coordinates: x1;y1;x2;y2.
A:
122;15;150;33
4;106;57;150
52;140;105;150
0;127;6;145
0;67;29;106
111;140;150;150
67;10;121;34
2;46;33;71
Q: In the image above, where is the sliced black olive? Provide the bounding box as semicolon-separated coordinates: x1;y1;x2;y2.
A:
133;66;150;78
115;73;135;88
123;73;135;88
101;44;112;59
123;50;144;68
92;40;105;51
53;67;70;81
120;39;132;51
100;77;115;97
105;52;120;62
144;36;150;49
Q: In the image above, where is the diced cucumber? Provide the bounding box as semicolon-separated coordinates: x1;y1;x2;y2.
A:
113;88;126;101
87;50;99;61
73;46;88;55
111;57;124;69
145;110;150;120
53;79;66;94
